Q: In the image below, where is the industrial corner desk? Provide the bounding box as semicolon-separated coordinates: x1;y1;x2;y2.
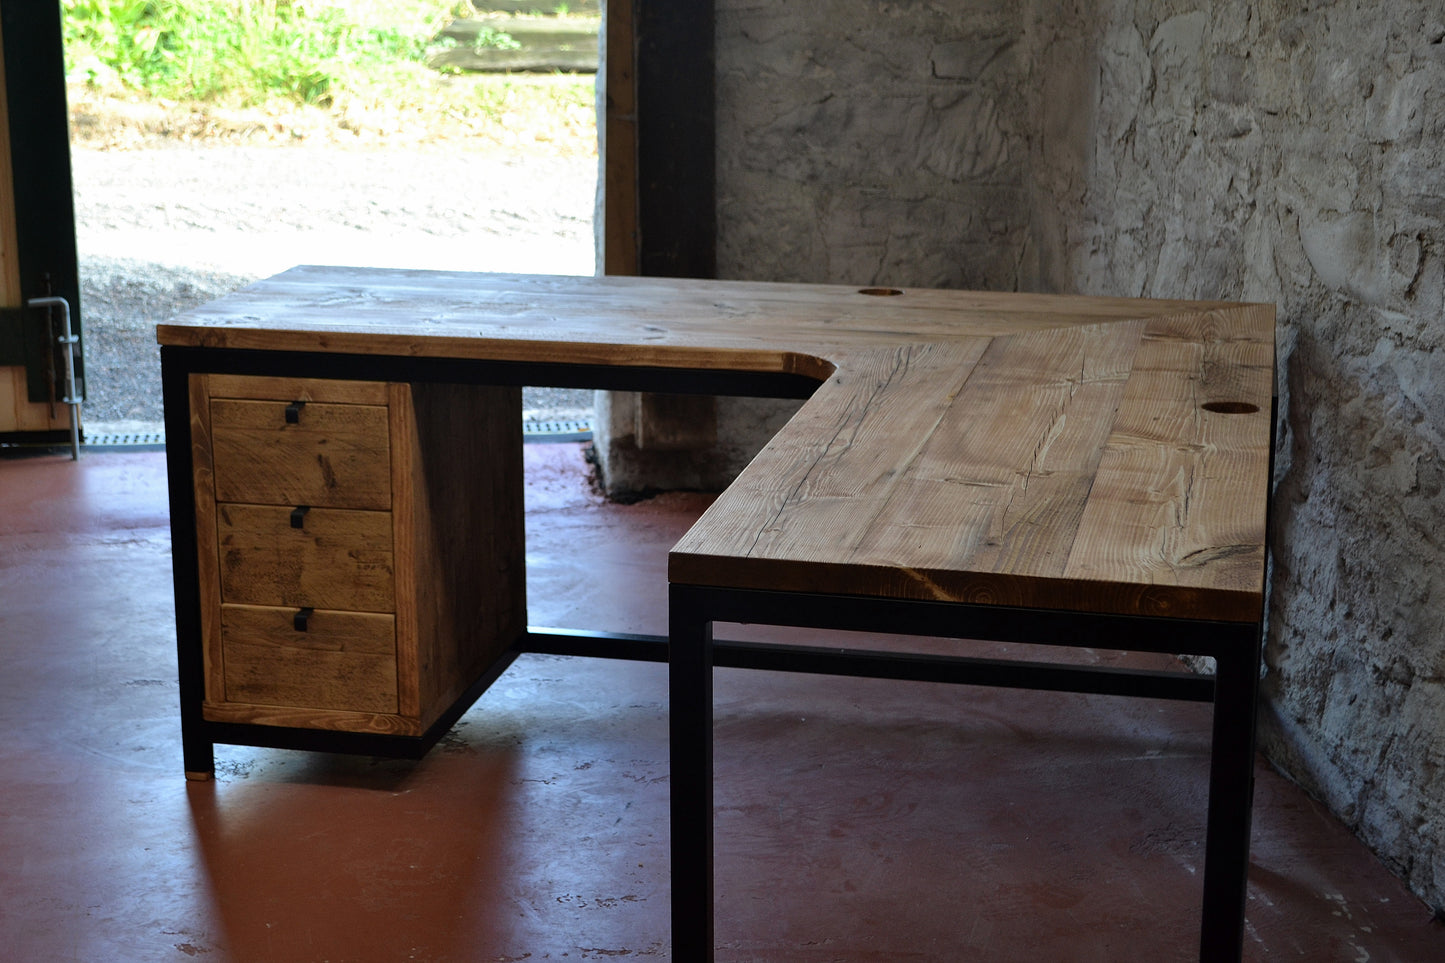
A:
159;266;1275;962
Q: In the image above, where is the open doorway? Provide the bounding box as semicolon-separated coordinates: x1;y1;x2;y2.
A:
63;0;600;443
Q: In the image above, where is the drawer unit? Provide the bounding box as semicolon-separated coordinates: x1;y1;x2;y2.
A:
189;374;525;737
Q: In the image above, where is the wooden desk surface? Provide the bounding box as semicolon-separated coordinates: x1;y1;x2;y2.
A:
159;265;1275;624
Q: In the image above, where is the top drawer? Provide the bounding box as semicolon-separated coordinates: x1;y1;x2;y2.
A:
209;380;392;510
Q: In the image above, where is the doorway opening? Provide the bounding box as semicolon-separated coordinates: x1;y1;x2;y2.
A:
63;0;601;444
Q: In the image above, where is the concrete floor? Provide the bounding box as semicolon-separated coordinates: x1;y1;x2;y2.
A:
1;443;1442;961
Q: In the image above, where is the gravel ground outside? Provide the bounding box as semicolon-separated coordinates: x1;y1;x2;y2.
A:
75;139;599;431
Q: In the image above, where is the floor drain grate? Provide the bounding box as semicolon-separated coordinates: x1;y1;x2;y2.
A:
85;432;167;448
8;420;592;453
523;419;593;442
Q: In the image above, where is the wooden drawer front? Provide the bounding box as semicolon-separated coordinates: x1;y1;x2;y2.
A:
211;399;391;510
217;504;395;611
220;604;398;714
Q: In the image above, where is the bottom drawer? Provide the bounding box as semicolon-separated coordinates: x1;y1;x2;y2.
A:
220;604;398;714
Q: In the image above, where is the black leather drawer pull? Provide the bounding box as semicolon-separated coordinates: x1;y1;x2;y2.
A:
284;401;306;424
294;607;314;632
290;505;311;529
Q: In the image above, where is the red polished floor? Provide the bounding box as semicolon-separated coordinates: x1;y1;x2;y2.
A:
0;444;1441;961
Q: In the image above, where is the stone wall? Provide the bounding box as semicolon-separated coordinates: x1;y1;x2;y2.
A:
717;0;1031;288
712;0;1445;911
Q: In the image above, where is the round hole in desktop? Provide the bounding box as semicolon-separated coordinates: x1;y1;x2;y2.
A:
1201;401;1260;414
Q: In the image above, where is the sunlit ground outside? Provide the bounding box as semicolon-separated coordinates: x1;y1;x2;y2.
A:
63;0;599;430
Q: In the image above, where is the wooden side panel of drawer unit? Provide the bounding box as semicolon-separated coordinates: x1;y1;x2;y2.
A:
392;381;526;731
191;374;226;712
211;398;391;510
216;503;395;611
219;603;398;714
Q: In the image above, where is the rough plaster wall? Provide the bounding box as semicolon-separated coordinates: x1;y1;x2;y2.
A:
716;0;1030;288
1022;0;1445;909
600;0;1037;494
704;0;1445;910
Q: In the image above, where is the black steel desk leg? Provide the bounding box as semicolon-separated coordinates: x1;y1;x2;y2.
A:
1198;622;1263;962
669;584;715;961
161;349;215;781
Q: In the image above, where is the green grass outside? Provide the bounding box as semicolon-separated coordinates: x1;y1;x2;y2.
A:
62;0;595;146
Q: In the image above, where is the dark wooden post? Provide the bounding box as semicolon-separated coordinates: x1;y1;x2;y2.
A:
627;0;715;280
602;2;720;463
0;0;84;441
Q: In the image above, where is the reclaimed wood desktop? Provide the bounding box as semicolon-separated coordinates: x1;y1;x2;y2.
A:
157;265;1274;962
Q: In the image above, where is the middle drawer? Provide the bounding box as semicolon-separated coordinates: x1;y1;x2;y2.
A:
217;504;395;612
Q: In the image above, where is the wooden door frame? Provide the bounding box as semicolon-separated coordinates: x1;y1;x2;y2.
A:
603;0;715;280
3;2;706;437
0;1;83;439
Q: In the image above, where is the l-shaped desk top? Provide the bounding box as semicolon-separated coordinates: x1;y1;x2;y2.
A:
158;264;1275;626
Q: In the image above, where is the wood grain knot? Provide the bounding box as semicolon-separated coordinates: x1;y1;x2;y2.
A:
1201;401;1259;414
858;287;904;297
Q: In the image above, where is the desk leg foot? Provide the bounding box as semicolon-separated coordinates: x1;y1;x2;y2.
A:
1199;624;1262;962
182;724;215;782
670;584;714;962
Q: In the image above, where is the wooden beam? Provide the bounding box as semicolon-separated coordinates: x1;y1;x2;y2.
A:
0;10;66;433
633;0;715;279
0;1;83;407
0;18;18;305
602;0;638;275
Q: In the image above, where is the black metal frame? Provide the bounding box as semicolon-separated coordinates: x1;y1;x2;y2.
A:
163;341;1268;963
666;585;1264;963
